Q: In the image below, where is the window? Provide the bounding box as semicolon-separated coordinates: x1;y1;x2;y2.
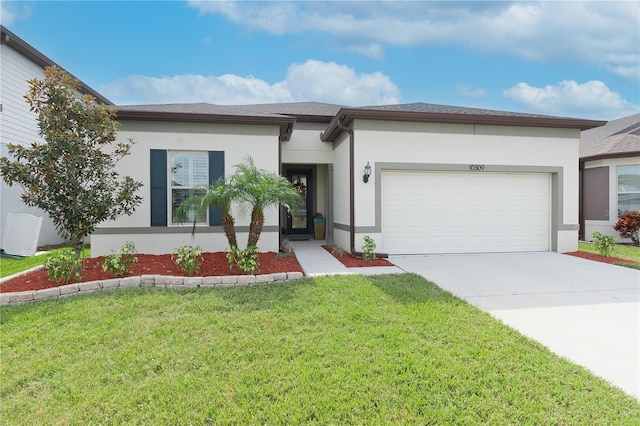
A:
149;149;224;227
170;152;208;223
618;165;640;216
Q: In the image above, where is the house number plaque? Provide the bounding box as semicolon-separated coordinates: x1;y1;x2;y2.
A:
469;164;485;171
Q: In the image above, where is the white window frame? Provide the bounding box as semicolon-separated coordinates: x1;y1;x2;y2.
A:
169;151;209;225
617;164;640;217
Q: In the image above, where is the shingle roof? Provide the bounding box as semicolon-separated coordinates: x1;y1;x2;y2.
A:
357;102;564;119
580;114;640;160
116;103;288;118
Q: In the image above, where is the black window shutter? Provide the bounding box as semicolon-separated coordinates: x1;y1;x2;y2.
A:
150;149;168;226
209;151;225;226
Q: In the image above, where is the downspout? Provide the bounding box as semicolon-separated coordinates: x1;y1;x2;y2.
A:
336;119;388;259
336;120;358;256
578;160;584;241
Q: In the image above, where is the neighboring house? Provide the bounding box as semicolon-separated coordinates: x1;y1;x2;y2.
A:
0;25;112;248
579;114;640;242
91;102;604;257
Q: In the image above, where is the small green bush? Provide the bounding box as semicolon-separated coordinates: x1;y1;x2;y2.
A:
172;245;204;275
227;245;260;275
362;235;377;261
614;210;640;245
591;232;616;257
44;247;81;284
101;241;138;277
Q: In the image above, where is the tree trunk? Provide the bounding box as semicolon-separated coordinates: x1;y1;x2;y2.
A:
222;213;238;248
247;208;264;248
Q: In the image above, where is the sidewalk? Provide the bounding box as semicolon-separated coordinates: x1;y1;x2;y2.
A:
290;239;403;277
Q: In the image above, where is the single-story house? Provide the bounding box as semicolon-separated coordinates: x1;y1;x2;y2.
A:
579;114;640;242
0;25;112;247
91;102;604;257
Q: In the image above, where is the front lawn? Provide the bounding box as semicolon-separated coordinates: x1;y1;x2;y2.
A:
1;274;638;424
579;241;640;262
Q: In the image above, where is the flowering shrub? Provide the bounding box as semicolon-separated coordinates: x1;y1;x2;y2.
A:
614;210;640;246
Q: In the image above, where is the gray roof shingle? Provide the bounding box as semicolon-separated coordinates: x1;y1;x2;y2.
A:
580;114;640;159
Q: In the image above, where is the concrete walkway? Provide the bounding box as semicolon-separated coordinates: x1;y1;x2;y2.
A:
291;239;403;276
291;242;640;399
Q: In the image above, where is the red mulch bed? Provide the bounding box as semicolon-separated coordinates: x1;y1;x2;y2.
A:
564;251;639;265
0;252;304;293
322;245;394;267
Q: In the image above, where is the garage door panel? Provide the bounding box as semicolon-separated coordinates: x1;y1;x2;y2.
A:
381;171;550;254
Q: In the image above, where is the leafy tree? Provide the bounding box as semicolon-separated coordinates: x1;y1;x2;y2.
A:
176;178;239;248
230;156;301;247
177;156;300;249
0;66;142;262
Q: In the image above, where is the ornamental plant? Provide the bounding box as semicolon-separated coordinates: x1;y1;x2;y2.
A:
101;241;138;277
614;210;640;246
227;245;260;275
0;67;142;270
590;232;616;257
44;247;82;284
172;245;204;275
362;235;377;261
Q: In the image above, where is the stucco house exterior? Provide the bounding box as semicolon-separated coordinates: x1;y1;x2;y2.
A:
91;102;604;257
0;25;111;248
1;26;605;257
579;114;640;242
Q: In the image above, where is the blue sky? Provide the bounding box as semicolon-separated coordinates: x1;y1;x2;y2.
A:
2;0;639;120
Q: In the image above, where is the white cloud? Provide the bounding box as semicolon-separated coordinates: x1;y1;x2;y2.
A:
503;80;640;120
187;1;640;80
101;59;400;106
0;3;33;26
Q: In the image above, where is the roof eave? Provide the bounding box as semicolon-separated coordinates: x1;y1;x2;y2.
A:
321;108;607;142
580;151;640;163
115;110;297;141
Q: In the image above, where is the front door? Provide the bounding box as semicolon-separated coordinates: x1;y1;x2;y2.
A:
287;170;312;236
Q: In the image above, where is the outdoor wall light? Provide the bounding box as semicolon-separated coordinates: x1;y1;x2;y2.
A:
363;162;372;183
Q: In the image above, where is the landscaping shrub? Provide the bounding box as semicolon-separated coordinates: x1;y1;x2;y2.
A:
227;245;260;275
591;232;616;257
172;245;204;275
362;235;377;261
614;210;640;245
101;241;138;277
44;247;81;284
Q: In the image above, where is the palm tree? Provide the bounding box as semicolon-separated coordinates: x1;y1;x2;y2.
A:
175;178;238;248
176;156;300;250
230;156;301;248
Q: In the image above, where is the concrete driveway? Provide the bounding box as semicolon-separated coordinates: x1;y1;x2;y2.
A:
390;252;640;399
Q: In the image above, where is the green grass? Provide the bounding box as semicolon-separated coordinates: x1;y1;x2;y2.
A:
2;274;638;424
579;241;640;261
0;247;90;278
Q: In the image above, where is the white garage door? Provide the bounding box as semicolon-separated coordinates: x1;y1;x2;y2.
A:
381;171;550;254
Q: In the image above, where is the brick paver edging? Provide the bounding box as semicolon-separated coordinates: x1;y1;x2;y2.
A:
0;272;305;306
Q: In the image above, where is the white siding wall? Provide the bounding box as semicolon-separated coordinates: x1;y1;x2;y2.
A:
91;120;281;256
351;120;580;253
584;156;640;242
0;44;63;247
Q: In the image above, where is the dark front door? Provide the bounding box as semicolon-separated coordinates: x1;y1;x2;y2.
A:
287;170;312;235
